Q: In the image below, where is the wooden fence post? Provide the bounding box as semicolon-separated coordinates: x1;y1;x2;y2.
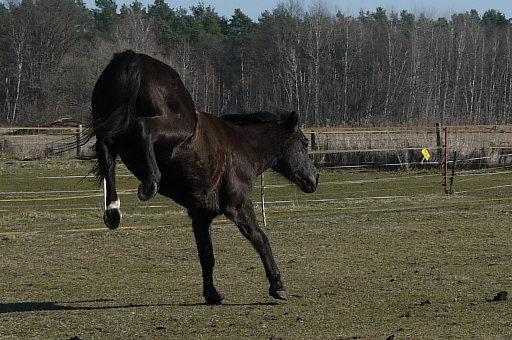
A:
436;123;442;163
310;131;318;166
448;151;457;194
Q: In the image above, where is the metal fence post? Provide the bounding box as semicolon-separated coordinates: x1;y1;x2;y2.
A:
444;127;449;193
76;124;83;158
260;172;267;227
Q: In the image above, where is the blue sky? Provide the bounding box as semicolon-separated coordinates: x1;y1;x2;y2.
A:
84;0;512;20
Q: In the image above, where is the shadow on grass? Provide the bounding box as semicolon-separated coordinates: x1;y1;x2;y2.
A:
0;299;279;313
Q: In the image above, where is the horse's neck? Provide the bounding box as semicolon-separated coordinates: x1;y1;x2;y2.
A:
238;124;287;174
195;112;286;175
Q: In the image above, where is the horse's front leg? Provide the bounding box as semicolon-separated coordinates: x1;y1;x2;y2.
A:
132;118;162;201
190;211;224;304
96;139;122;229
225;200;287;301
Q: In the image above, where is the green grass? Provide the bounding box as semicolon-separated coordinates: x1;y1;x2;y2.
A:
1;161;512;339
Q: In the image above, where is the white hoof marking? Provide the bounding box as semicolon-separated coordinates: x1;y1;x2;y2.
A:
107;199;120;210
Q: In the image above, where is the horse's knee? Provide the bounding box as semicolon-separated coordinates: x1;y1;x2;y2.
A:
138;180;159;201
238;223;268;246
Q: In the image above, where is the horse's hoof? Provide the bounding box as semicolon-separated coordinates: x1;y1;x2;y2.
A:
204;289;224;305
138;181;158;201
104;209;122;229
269;288;288;301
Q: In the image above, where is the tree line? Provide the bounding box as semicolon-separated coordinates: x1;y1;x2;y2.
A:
1;0;512;127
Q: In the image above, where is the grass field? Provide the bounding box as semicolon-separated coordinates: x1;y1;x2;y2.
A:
1;161;512;339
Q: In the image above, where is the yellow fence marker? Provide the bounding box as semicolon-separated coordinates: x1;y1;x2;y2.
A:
421;148;431;164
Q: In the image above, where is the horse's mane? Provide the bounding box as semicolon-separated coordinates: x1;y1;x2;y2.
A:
221;111;282;126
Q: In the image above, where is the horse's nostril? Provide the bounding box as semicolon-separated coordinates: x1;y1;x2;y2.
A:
303;172;319;193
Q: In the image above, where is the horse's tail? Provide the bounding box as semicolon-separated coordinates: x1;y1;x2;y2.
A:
51;51;140;159
91;50;142;141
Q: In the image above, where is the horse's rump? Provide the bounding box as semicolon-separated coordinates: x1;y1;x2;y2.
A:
92;50;141;140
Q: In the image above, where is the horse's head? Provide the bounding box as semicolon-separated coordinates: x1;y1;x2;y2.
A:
271;111;319;193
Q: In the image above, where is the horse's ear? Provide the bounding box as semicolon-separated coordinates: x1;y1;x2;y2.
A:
277;110;299;130
286;111;299;130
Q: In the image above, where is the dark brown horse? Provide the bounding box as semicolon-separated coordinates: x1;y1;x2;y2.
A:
91;51;319;304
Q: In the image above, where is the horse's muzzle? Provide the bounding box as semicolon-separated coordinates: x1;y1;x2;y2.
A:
301;172;319;193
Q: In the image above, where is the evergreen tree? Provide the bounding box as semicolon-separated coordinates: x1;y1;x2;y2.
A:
148;0;177;50
482;9;509;26
93;0;119;31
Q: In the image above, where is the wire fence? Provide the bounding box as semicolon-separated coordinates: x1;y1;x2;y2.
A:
1;124;511;232
1;158;511;235
305;124;512;170
0;125;89;160
1;124;512;169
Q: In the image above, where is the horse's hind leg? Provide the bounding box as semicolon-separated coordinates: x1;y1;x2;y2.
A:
96;139;122;229
225;200;287;301
132;118;161;201
190;211;224;304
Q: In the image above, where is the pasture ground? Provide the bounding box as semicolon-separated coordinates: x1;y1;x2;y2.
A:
1;161;512;339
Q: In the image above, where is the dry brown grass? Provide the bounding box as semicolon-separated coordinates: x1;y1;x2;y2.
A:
2;125;512;169
305;125;512;168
